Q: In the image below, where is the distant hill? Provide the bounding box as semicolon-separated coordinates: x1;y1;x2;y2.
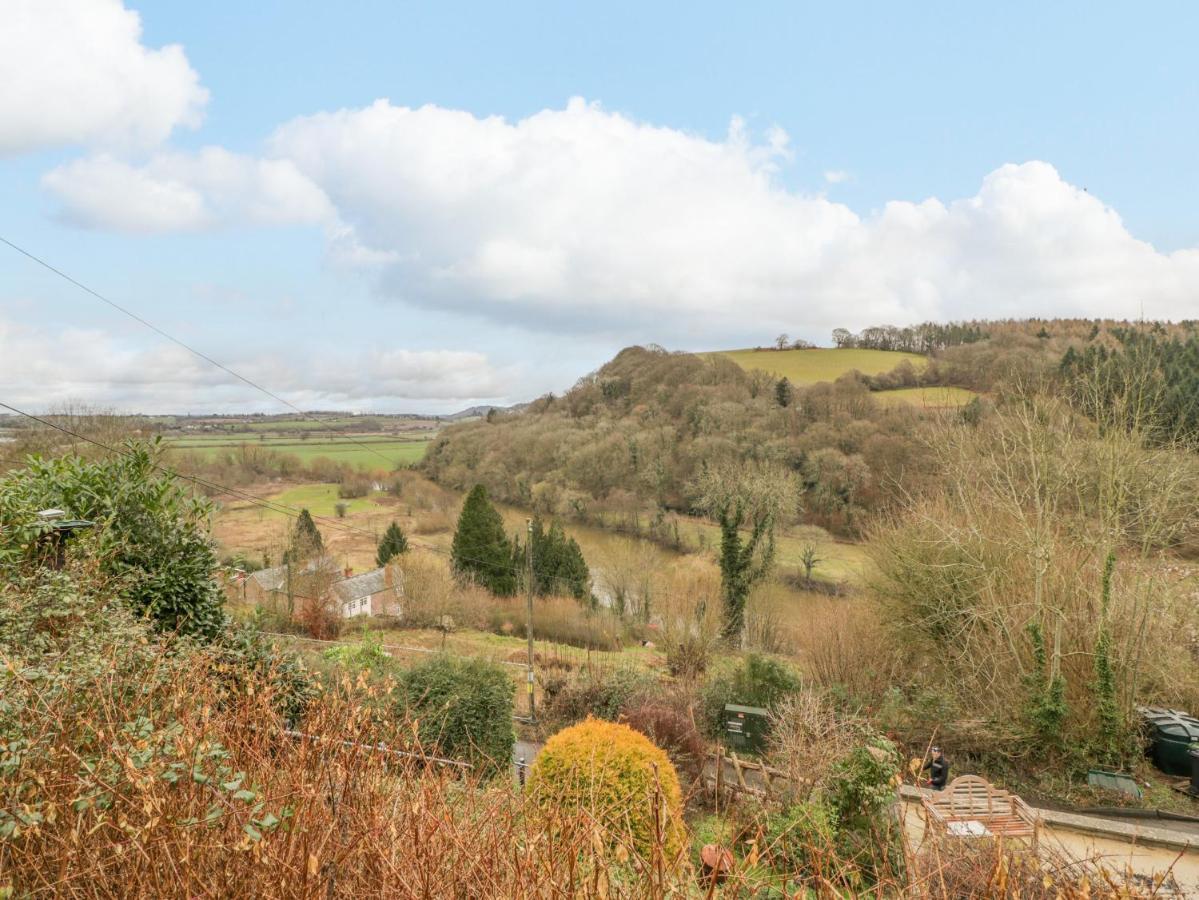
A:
443;405;507;421
423;345;946;536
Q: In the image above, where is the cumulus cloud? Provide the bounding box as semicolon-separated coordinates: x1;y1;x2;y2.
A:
0;318;509;412
43;150;332;232
39;98;1199;340
823;170;851;184
1;0;208;156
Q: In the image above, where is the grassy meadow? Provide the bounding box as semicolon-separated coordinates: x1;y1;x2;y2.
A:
168;434;431;470
716;346;926;383
714;347;977;407
871;385;977;407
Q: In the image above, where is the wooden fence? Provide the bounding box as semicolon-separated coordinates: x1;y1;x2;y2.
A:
705;748;804;802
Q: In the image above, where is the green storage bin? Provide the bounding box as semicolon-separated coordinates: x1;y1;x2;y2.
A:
723;704;770;754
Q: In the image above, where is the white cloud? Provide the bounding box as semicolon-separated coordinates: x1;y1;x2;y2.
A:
0;318;509;412
823;170;851;184
39;98;1199;340
43;150;333;232
1;0;208;156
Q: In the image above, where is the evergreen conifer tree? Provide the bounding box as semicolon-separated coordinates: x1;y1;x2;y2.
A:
525;517;590;600
451;485;516;595
287;508;323;564
775;377;792;408
376;521;409;567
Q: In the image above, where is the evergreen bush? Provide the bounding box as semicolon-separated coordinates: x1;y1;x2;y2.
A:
395;654;515;775
527;718;685;858
0;442;225;640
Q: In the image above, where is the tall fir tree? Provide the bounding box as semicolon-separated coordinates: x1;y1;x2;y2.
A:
524;517;590;600
287;508;323;564
451;485;516;596
376;521;409;567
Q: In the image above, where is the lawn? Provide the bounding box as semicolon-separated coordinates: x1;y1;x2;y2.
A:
716;347;927;385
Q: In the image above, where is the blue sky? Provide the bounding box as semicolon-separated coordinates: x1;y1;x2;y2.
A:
2;0;1198;412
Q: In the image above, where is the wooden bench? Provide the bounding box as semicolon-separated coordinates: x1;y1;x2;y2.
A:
921;775;1040;846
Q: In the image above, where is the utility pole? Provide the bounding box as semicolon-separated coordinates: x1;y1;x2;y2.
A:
525;517;536;723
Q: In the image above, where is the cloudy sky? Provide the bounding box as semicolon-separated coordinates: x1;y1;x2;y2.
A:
3;0;1198;413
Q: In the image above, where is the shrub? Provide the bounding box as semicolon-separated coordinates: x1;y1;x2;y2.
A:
337;477;370;499
543;667;654;728
823;737;903;883
763;799;838;884
526;718;685;859
334;501;348;518
322;631;390;674
768;689;871;800
395;654;515;775
295;591;342;640
0;442;225;640
619;700;707;783
653;558;722;678
213;621;317;727
701;653;802;737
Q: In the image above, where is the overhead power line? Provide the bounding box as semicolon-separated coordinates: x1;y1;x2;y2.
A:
0;235;403;471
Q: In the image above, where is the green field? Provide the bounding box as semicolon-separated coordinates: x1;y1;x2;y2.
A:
716;347;928;384
872;385;976;408
714;347;979;407
167;436;430;470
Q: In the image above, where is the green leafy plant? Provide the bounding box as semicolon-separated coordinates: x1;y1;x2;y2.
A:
322;631;389;674
394;654;515;775
0;441;225;640
701;653;802;737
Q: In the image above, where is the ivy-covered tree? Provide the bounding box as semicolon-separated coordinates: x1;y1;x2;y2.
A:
375;520;409;567
0;440;225;640
694;462;797;644
451;484;516;596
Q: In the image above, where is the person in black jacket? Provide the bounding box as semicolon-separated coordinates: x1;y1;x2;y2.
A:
922;746;950;790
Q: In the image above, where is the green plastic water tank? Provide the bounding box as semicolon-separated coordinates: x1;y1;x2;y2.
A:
1137;706;1199;776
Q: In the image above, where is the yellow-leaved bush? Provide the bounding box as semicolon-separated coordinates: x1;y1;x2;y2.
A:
526;717;686;859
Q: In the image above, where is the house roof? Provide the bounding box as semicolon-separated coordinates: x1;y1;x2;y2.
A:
249;565;287;592
249;556;341;593
332;568;388;604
